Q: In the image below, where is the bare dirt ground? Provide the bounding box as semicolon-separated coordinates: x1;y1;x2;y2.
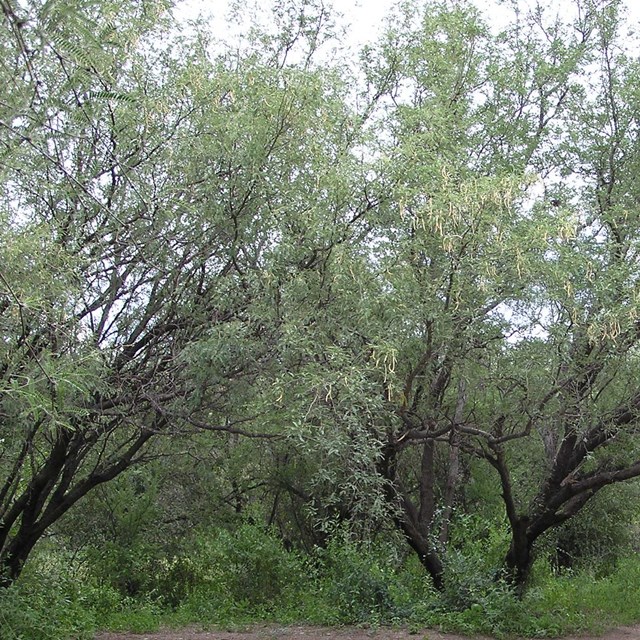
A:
94;622;640;640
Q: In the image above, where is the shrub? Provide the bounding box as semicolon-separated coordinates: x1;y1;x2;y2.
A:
313;533;401;624
219;524;303;604
0;566;95;640
172;522;309;624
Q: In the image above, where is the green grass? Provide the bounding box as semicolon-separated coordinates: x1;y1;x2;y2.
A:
4;528;640;640
102;555;640;639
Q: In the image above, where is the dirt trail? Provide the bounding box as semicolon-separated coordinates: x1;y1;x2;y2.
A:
94;622;640;640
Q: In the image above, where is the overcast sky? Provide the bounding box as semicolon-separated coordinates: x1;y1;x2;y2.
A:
177;0;640;51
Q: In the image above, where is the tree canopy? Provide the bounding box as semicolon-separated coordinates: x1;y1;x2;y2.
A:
2;0;640;594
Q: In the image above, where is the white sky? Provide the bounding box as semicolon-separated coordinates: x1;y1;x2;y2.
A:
177;0;640;51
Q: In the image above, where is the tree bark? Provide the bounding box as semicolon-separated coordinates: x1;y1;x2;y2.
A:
0;426;154;588
379;435;445;590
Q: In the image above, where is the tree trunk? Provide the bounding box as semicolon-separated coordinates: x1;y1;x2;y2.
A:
0;530;42;587
503;516;533;591
439;379;466;545
399;513;445;590
379;436;445;591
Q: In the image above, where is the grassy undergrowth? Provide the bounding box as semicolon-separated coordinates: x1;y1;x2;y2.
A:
2;525;640;640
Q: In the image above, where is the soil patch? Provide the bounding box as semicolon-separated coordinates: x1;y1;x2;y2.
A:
94;622;640;640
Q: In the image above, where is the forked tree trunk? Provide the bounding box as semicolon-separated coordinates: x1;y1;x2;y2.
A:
379;436;446;591
0;426;154;589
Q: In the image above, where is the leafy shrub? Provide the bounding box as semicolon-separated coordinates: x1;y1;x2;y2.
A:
545;484;640;575
313;532;401;623
0;566;95;640
85;539;154;598
209;523;304;605
387;554;441;621
172;522;309;624
436;512;510;609
84;533;207;608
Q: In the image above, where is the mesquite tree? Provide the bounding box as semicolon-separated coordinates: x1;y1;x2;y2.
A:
367;0;640;589
270;0;640;592
0;0;366;585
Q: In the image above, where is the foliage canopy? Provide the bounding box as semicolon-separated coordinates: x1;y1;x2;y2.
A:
2;0;640;599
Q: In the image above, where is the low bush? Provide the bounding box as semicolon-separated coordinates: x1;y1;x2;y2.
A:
0;565;95;640
5;524;640;639
313;533;400;623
